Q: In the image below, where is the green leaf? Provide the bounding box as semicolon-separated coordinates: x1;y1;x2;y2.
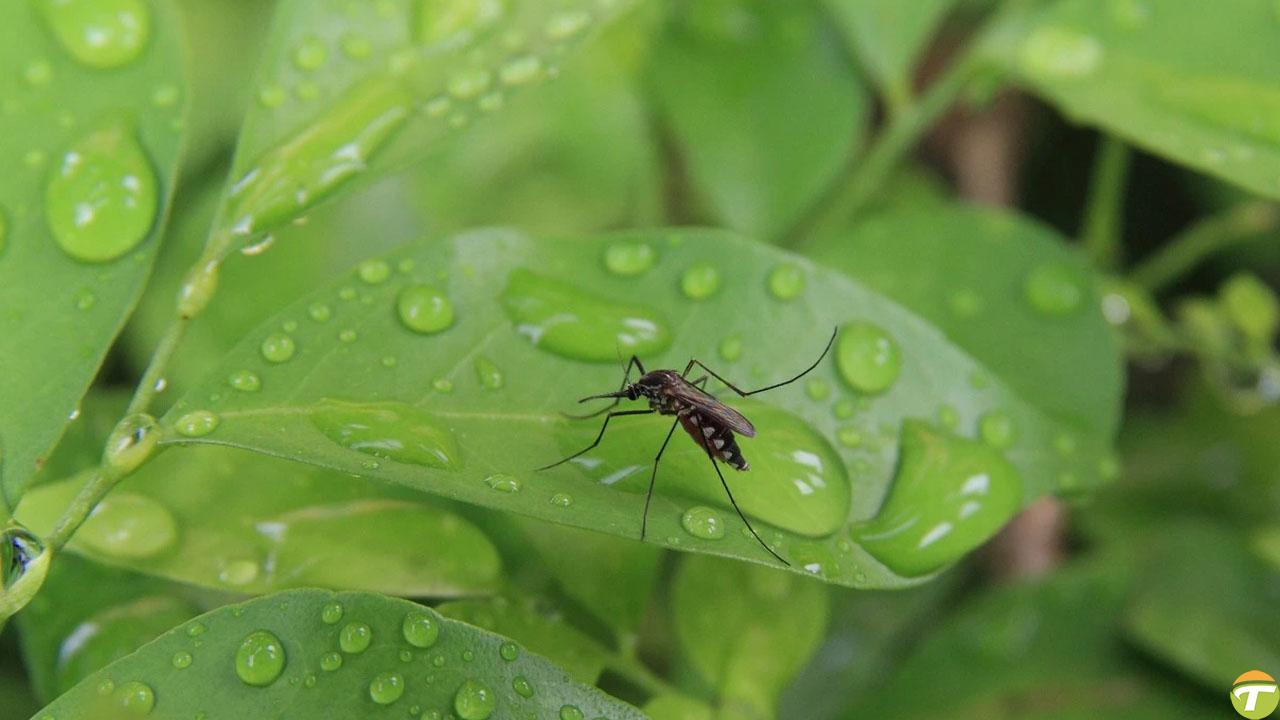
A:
650;0;868;239
646;694;715;720
210;0;638;250
1000;0;1280;200
16;445;500;597
1123;522;1280;690
672;554;828;718
437;597;611;684
30;588;643;719
808;203;1124;437
0;0;188;513
17;555;198;703
823;0;957;108
160;229;1114;587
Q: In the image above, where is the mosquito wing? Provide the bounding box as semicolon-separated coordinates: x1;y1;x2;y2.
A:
667;378;756;437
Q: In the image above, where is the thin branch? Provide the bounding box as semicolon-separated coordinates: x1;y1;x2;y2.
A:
1129;201;1280;292
1079;136;1131;271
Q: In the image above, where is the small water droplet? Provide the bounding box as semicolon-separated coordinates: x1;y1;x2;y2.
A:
448;68;493;100
339;622;372;653
680;261;721;300
399;649;413;662
512;675;534;697
767;263;805;301
235;631;286;686
550;492;573;507
484;473;521;493
151;84;179;108
78;492;177;558
320;651;343;671
357;258;391;284
46;122;157;263
370;671;405;704
937;405;959;429
24;60;53;85
229;370;262;392
473;356;503;389
454;678;496;719
546;10;590;40
499;54;542;85
98;679;115;695
397;284;455;334
172;651;193;669
836;322;901;394
218;558;259;586
979;412;1015;449
432;378;454;393
681;506;726;539
321;602;344;624
40;0;151;69
187;623;206;637
1024;262;1085;316
258;84;286;108
498;642;519;661
338;328;358;343
1020;27;1103;79
602;241;655;276
175;410;219;438
292;35;328;70
260;332;296;363
402;610;441;648
74;288;96;310
113;680;155;715
948;289;984;318
805;379;829;401
308;302;332;322
559;705;585;720
719;335;743;362
837;426;863;448
1054;433;1077;456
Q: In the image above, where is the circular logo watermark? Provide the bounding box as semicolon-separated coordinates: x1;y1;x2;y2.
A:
1232;670;1279;719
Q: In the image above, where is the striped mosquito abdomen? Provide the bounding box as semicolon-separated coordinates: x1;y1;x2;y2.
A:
679;410;749;471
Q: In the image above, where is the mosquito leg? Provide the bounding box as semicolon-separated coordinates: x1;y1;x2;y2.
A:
641;418;681;541
564;355;647;419
537;409;653;471
682;328;836;397
698;446;790;566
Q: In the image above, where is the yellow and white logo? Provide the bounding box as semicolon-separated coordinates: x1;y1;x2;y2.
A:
1232;670;1279;719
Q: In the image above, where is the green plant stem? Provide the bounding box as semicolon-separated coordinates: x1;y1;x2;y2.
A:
1129;201;1280;292
783;41;992;248
124;310;192;416
1079;136;1130;271
607;653;679;698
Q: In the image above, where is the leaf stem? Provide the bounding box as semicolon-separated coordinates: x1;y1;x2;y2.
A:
1079;136;1130;271
1128;201;1280;292
606;652;679;698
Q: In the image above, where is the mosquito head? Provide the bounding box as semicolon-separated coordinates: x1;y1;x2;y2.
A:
577;385;641;404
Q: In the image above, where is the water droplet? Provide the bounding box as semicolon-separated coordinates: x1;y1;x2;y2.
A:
433;378;454;393
805;379;830;401
681;506;726;539
767;263;805;300
477;91;504;112
292;35;328;70
370;671;405;704
1;524;48;599
679;261;721;300
357;258;391;284
40;0;151;69
172;651;193;669
151;84;179;108
454;678;496;719
402;610;441;648
340;33;372;59
113;680;155;715
229;370;262;392
546;10;590;40
187;623;206;637
78;491;176;558
512;675;534;697
24;60;53;85
397;284;455;334
448;69;493;100
836;322;901;394
502;270;670;361
853;422;1022;576
719;335;743;362
399;649;413;662
98;679;115;695
102;413;158;473
46;122;157;263
260;332;296;363
1024;262;1085;316
837;426;863;448
473;356;503;389
338;328;358;343
602;241;655;276
218;558;259;586
175;410;219;438
550;492;573;507
484;473;521;493
258;84;286;108
235;631;286;686
308;302;332;322
339;622;372;653
499;54;542;85
979;412;1015;449
560;705;585;720
320;651;343;671
498;642;519;661
74;287;96;310
1019;27;1103;79
321;602;344;624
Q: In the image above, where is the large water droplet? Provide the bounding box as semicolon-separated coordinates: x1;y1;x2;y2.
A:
836;322;901;394
1023;262;1085;316
235;630;286;686
102;413;158;473
78;492;177;558
512;676;534;698
498;642;518;661
1;524;48;599
402;610;441;648
681;262;721;300
40;0;151;69
767;263;805;301
853;421;1022;576
369;671;405;704
454;679;496;720
501;269;670;361
681;506;725;539
1019;26;1103;79
397;284;455;334
339;622;372;653
113;680;155;715
602;241;655;276
311;399;461;470
46;122;157;262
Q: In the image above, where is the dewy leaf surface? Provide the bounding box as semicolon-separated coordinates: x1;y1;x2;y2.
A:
1000;0;1280;200
0;0;188;513
161;229;1116;588
29;588;643;720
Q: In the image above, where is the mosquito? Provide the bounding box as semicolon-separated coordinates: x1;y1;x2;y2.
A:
538;328;838;566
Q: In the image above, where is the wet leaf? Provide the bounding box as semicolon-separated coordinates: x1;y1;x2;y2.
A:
999;0;1280;200
30;588;643;719
161;229;1115;587
0;0;188;513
